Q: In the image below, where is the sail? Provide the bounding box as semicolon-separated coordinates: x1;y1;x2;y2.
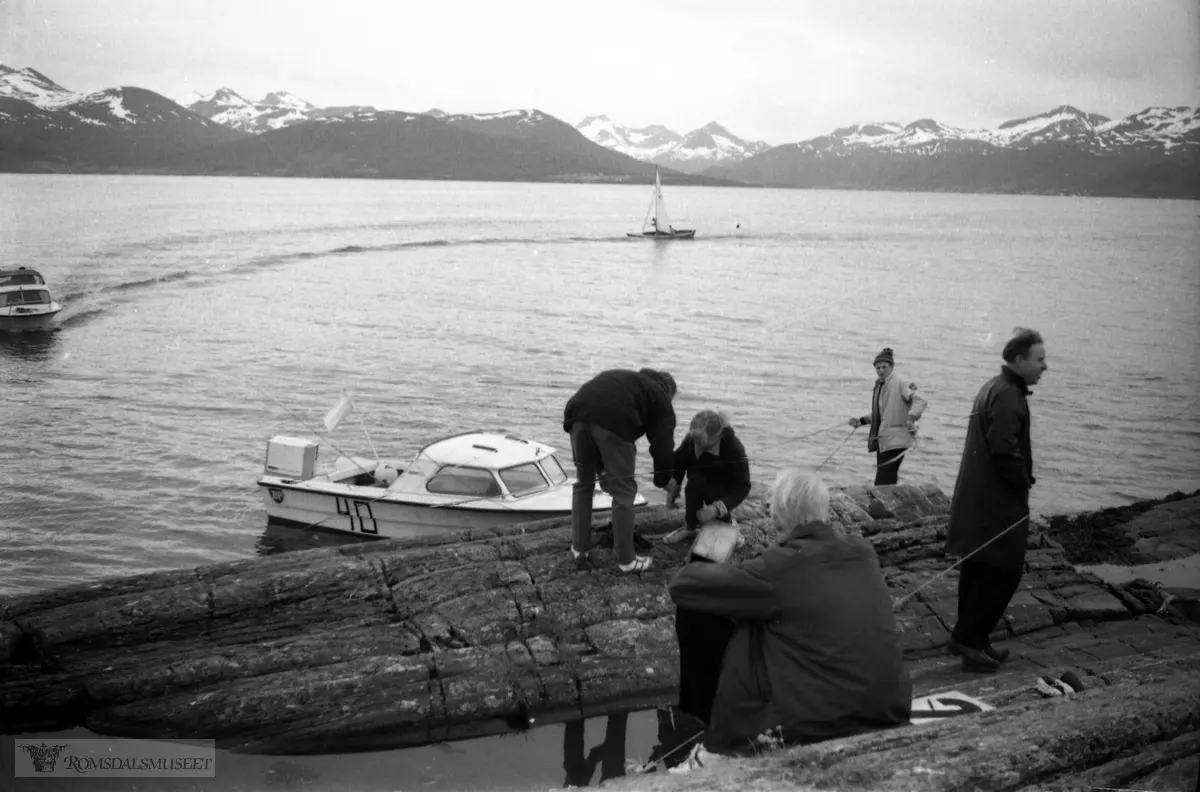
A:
652;169;672;232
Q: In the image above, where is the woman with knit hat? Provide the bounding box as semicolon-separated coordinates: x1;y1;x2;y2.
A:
848;347;927;485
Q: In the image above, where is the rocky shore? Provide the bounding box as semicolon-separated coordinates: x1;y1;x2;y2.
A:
2;485;1199;791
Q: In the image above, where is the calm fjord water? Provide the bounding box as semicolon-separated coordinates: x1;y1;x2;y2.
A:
1;174;1198;596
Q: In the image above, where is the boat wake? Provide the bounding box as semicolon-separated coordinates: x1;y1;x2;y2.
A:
55;306;106;329
40;231;707;324
56;271;195;306
239;234;627;270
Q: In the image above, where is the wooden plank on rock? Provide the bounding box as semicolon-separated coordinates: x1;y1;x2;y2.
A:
86;654;435;749
75;621;425;707
0;568;202;621
15;581;213;650
0;667;89;732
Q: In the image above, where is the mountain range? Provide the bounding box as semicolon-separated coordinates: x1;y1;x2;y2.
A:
173;87;378;134
1;64;1197;198
575;115;771;173
706;105;1199;198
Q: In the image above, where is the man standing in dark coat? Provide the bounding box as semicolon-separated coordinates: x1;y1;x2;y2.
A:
946;328;1048;671
563;368;677;572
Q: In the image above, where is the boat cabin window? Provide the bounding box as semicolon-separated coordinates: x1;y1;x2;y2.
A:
499;463;548;496
0;273;44;287
426;465;502;498
4;290;51;306
540;455;568;485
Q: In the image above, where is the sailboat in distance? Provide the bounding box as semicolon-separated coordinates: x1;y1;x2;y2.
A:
627;167;696;240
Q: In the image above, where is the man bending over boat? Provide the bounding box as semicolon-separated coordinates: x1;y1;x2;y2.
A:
563;368;677;572
666;470;912;772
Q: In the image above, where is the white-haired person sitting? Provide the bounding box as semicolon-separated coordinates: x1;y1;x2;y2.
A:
666;470;912;772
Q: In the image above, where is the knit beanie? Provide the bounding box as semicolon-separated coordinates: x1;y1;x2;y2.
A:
873;347;895;367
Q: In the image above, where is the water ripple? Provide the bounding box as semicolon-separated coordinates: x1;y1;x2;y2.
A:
1;177;1198;595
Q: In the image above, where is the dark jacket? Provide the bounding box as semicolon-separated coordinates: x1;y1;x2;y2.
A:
945;366;1035;572
671;427;752;512
562;369;676;488
668;521;912;752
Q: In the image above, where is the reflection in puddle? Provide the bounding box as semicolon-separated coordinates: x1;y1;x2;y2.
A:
4;708;705;791
1077;554;1200;588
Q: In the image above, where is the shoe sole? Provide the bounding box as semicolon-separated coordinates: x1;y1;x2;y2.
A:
949;641;1000;671
961;661;1000;673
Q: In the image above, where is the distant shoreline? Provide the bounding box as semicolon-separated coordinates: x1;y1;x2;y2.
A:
2;167;1196;200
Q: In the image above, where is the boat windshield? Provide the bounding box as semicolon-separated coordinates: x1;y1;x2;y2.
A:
4;290;51;305
426;466;502;497
540;455;568;485
0;273;44;287
499;463;549;496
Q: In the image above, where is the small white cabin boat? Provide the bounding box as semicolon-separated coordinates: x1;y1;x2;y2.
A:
0;267;63;332
256;430;646;539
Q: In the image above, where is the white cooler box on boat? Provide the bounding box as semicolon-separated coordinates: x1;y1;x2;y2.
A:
264;435;319;479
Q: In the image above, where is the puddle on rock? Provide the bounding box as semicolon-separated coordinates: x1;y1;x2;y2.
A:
1077;554;1200;588
3;707;706;792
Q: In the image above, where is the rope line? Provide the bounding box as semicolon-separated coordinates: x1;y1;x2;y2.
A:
815;426;859;471
891;394;1200;608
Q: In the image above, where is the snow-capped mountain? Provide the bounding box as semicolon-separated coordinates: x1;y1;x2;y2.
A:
2;63;1196;197
710;103;1199;198
788;105;1200;157
987;105;1110;147
167;106;725;184
660;122;772;173
0;78;245;171
0;65;80;108
1098;106;1200;151
179;87;374;134
576;115;682;159
576;115;769;173
443;109;558;139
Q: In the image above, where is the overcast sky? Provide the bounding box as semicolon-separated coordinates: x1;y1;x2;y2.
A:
2;0;1198;144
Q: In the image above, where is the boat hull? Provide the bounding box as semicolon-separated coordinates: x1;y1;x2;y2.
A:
0;307;62;333
626;230;696;240
257;477;638;539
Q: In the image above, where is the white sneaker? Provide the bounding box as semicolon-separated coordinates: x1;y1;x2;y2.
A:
618;555;652;573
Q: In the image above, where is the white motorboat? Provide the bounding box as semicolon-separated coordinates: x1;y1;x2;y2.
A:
256;430;647;539
0;267;63;332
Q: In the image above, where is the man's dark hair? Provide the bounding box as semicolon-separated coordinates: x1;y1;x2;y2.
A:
1002;328;1043;362
639;368;677;399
